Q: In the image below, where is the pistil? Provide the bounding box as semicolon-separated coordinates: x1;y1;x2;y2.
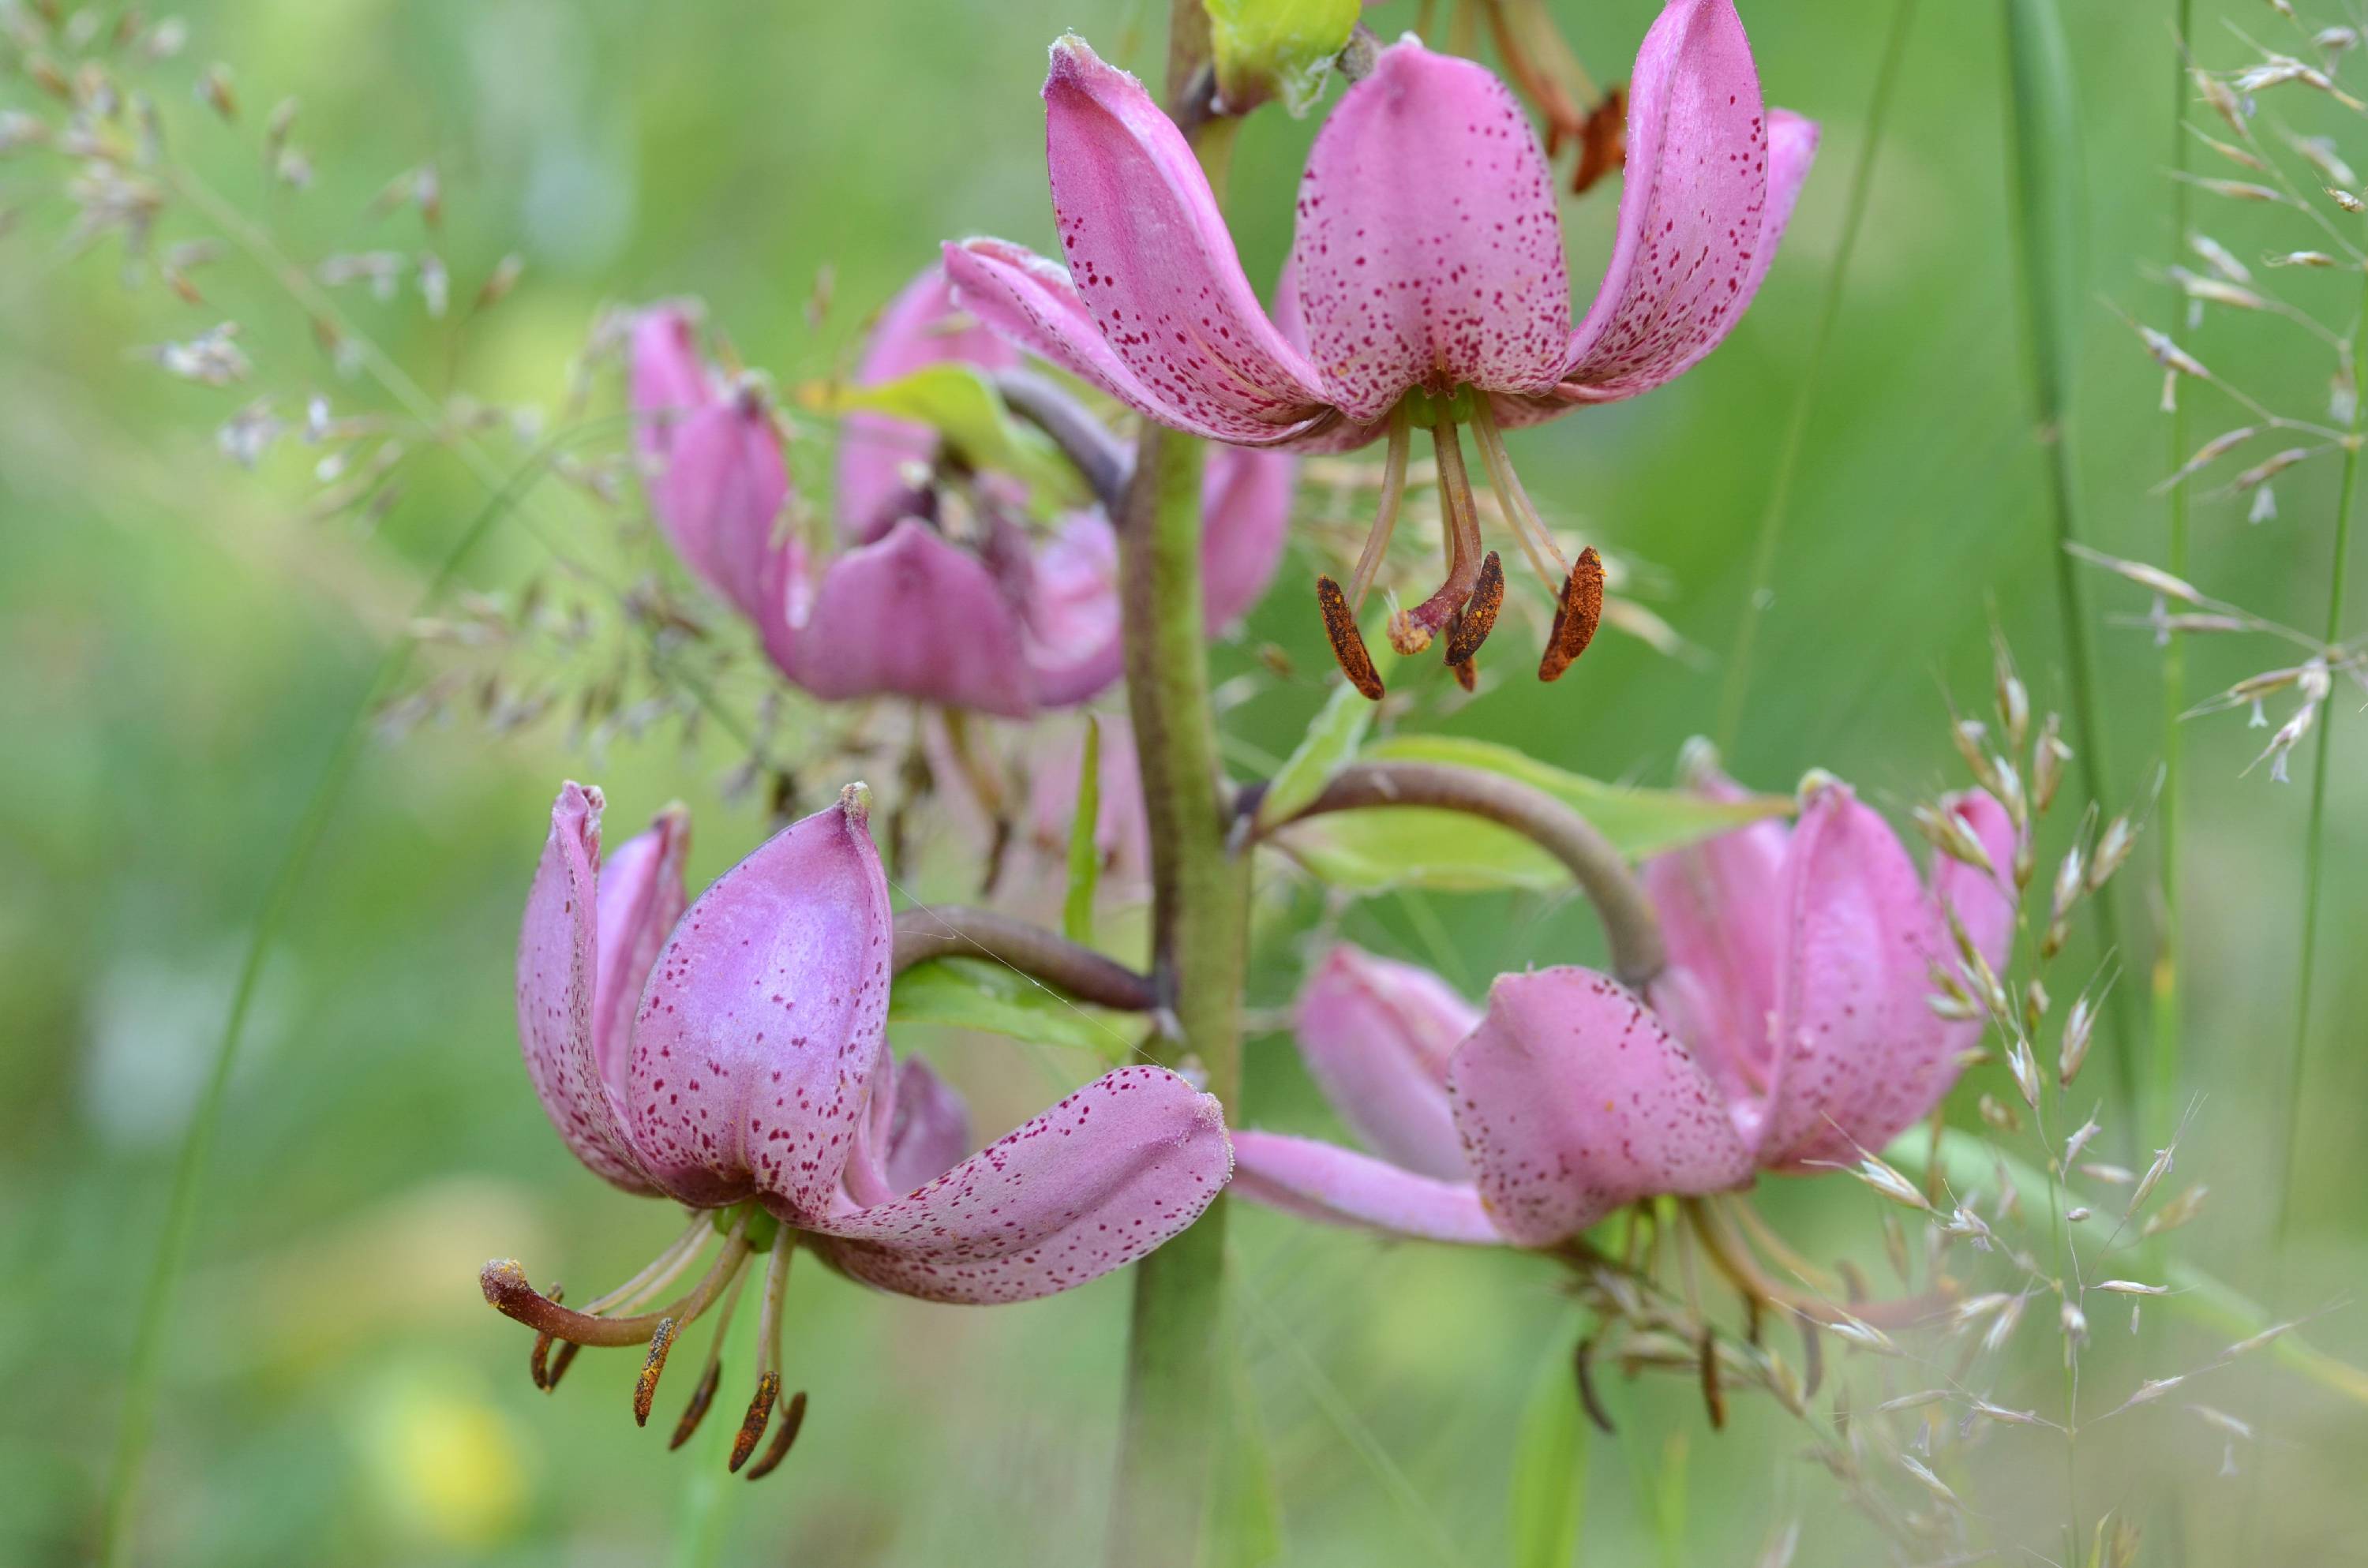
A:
1388;412;1487;656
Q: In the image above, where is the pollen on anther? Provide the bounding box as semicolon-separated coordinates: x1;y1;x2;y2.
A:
1315;575;1386;700
1538;547;1605;683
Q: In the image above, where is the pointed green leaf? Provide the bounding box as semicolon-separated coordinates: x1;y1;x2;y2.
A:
888;956;1134;1057
1062;717;1103;945
1205;0;1361;117
1276;736;1791;894
1508;1335;1589;1568
1254;643;1399;832
1362;735;1793;857
832;363;1085;510
1888;1127;2368;1405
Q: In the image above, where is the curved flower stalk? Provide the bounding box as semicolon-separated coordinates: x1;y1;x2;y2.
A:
481;780;1231;1473
946;0;1819;695
630;275;1293;718
1235;776;2014;1313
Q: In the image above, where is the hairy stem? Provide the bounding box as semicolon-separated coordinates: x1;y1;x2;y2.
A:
1260;760;1665;988
1715;0;1918;750
1106;9;1246;1560
99;446;566;1567
890;905;1159;1012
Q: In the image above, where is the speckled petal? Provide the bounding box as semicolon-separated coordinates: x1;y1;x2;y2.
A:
1040;37;1333;436
1451;967;1754;1245
630;306;710;459
1755;783;1946;1171
622;794;894;1217
1027;446;1295;706
1293;946;1477;1181
946;238;1338;448
1231;1131;1504;1244
839;268;1019;544
515;783;661;1194
589;805;689;1093
807;1065;1231;1304
763;520;1039;718
1288;39;1571;421
1642;769;1791;1136
1837;789;2018;1158
1557;0;1818;401
646;397;793;624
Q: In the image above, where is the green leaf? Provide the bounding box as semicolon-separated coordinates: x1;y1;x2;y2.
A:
888;956;1133;1057
1204;0;1360;117
1197;1322;1286;1568
1888;1127;2368;1405
1362;735;1793;857
1508;1335;1588;1568
832;364;1085;510
1255;646;1397;833
1063;717;1103;945
1276;736;1791;894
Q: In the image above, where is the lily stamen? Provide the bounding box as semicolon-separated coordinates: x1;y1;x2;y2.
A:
481;1211;755;1349
1389;414;1487;657
1467;399;1570;593
1538;547;1605;683
744;1390;811;1481
728;1242;795;1473
668;1256;755;1450
632;1319;680;1426
1344;410;1412;610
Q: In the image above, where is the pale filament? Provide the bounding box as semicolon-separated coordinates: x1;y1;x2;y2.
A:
1347;409;1413;611
1468;399;1571;593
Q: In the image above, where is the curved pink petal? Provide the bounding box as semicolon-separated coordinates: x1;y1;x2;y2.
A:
1231;1131;1503;1244
1040;38;1331;432
622;792;894;1218
882;1055;974;1195
807;1065;1231;1303
1199;447;1295;631
946;238;1341;449
1838;789;2018;1152
589;804;689;1092
648;396;792;623
1292;946;1476;1180
1450;967;1754;1245
1642;771;1792;1136
1755;783;1946;1170
630;306;710;460
839;268;1020;544
1557;0;1819;402
764;520;1039;718
515;784;660;1194
1027;445;1295;707
1289;39;1571;421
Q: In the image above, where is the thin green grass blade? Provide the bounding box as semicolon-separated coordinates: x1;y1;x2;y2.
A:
99;444;565;1568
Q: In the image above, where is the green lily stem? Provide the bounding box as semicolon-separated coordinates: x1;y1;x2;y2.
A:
99;447;562;1568
889;904;1159;1011
2272;270;2368;1277
1715;0;1919;751
1106;9;1249;1561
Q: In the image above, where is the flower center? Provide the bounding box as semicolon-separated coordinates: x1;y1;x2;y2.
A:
1314;387;1606;700
480;1203;811;1479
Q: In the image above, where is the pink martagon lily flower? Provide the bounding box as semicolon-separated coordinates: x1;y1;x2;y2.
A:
945;0;1819;694
485;779;1231;1469
1231;778;2014;1251
630;271;1294;718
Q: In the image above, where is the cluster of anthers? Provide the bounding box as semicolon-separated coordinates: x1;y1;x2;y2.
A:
484;1212;809;1480
1311;390;1607;700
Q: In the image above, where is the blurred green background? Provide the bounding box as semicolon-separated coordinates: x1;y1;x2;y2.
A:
5;0;2366;1562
